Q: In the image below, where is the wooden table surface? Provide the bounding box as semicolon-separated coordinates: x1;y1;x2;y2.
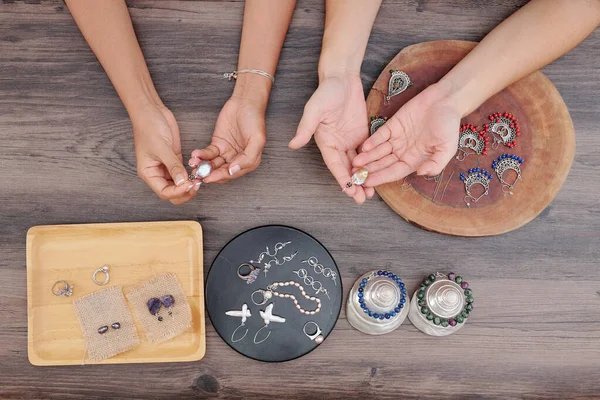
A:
1;1;599;399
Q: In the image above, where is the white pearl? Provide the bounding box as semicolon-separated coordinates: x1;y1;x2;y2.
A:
315;335;324;344
296;304;301;309
264;292;272;299
194;161;212;179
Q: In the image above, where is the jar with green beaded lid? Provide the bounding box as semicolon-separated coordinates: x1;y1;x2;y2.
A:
409;272;473;336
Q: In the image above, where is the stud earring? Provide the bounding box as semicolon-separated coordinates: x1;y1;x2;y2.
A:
385;70;412;104
226;303;252;343
485;112;520;149
370;116;387;135
459;168;493;207
253;303;285;345
303;321;324;345
492;154;524;195
456;124;488;161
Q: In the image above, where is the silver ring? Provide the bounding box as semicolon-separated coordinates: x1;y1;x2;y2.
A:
92;265;110;286
303;321;324;344
251;289;271;306
51;280;73;297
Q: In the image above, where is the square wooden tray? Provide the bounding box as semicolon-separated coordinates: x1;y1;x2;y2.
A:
26;221;205;366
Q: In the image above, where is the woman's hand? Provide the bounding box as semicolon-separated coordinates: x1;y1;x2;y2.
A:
289;73;375;204
353;83;461;187
188;95;266;183
133;104;200;205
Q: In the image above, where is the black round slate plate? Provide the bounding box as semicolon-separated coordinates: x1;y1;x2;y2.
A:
206;225;342;362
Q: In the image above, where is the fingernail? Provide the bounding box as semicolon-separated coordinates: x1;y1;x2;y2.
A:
185;183;195;193
188;158;199;167
175;174;186;186
229;165;241;176
193;182;202;191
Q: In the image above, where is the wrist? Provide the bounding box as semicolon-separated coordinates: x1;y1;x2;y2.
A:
122;74;165;120
231;73;272;109
435;77;475;118
318;51;362;82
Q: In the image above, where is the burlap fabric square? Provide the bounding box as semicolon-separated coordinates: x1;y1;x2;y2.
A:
126;273;192;344
73;286;140;362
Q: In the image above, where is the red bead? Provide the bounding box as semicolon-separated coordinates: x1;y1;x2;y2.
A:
510;124;515;128
503;112;508;117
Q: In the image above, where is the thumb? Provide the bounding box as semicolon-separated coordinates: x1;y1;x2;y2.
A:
157;146;188;186
289;103;321;150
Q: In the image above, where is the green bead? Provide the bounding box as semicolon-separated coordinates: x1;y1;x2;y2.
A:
466;304;473;311
462;310;469;318
428;274;436;282
455;276;463;284
389;69;393;73
466;296;474;304
424;279;431;286
433;317;441;325
418;299;426;307
370;116;375;121
420;306;429;315
464;288;472;296
456;315;464;324
441;320;449;327
419;284;426;289
417;291;425;299
426;313;434;321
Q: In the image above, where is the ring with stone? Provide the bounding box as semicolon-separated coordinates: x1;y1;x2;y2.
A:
303;321;324;344
51;280;73;297
92;265;110;286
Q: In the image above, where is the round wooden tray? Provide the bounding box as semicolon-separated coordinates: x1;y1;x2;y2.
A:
366;40;575;237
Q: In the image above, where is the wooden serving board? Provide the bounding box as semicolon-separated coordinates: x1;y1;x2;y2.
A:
26;221;205;366
367;40;575;237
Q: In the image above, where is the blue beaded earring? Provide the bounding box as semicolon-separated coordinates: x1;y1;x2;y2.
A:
492;154;524;195
459;168;493;207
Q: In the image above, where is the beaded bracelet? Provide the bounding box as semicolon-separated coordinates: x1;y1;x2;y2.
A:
417;272;474;327
358;270;407;320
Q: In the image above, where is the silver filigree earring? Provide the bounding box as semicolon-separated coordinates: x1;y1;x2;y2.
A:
456;124;488;161
385;70;412;104
370;116;387;135
459;168;493;207
485;112;520;150
226;303;252;343
492;154;524;195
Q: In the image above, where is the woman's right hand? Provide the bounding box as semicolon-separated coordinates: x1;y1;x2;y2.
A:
132;104;201;205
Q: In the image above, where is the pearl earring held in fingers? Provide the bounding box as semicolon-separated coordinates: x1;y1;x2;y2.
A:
343;168;369;192
189;160;212;181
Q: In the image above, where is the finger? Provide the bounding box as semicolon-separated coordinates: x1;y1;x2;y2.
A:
227;135;265;177
156;147;189;187
289;103;320;150
365;187;375;198
364;161;414;187
192;145;220;161
320;147;356;196
353;141;393;167
361;124;392;152
363;153;398;173
170;181;202;205
353;185;366;205
416;145;455;177
203;165;230;183
142;170;196;200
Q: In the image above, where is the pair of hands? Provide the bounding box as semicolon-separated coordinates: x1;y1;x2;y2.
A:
133;74;462;205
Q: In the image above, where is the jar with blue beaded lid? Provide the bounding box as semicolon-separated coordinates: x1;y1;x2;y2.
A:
346;267;409;335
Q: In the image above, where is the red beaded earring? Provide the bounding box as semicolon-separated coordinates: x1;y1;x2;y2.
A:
484;112;521;149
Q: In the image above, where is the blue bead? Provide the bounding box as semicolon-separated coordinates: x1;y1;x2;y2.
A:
363;308;369;313
359;283;365;288
391;312;397;317
460;176;465;181
358;287;363;293
377;270;383;275
400;283;405;288
385;314;391;319
373;313;379;318
362;278;368;283
400;298;406;304
368;311;373;317
399;304;404;309
394;307;400;313
378;315;384;320
358;292;363;298
391;274;397;280
401;289;406;295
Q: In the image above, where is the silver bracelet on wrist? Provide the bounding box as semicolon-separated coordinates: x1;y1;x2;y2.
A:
223;69;275;84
